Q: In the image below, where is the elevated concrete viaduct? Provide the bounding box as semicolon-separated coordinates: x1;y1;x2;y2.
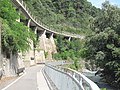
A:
11;0;85;67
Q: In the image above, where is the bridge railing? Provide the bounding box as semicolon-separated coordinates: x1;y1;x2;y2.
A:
14;0;83;38
44;61;100;90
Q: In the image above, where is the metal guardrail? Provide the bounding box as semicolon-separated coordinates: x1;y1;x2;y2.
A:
12;0;84;39
44;61;100;90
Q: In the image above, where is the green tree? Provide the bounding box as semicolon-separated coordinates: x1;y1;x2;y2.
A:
83;1;120;88
0;0;36;75
1;0;35;53
53;36;84;70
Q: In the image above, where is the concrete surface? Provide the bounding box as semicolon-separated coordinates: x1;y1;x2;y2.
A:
1;65;49;90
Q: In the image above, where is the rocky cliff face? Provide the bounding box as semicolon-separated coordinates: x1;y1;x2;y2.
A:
35;33;57;62
45;37;57;60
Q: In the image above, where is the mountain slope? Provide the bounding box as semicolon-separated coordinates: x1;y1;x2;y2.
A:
23;0;100;35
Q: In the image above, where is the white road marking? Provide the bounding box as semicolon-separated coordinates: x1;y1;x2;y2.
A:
37;68;49;90
1;72;26;90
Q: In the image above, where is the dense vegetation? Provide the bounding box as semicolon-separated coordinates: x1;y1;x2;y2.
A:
82;1;120;88
0;0;35;62
23;0;100;35
53;36;84;70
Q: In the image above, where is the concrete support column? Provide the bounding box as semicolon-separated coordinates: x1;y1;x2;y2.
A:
26;19;31;28
49;33;57;53
45;33;57;60
35;30;46;63
39;30;47;51
16;8;21;22
47;33;56;60
68;37;71;41
34;27;37;35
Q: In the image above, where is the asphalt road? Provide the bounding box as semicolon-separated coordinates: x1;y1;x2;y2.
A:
3;65;49;90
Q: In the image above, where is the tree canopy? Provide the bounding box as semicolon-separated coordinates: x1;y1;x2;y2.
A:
23;0;100;35
0;0;35;55
83;1;120;88
53;36;84;70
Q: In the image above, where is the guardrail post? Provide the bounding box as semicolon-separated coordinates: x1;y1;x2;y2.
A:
73;72;75;78
80;78;85;90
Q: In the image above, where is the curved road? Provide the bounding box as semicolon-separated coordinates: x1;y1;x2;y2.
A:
2;65;49;90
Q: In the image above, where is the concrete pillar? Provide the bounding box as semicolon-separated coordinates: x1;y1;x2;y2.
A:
35;30;46;63
34;27;37;35
39;30;47;51
26;19;31;27
45;33;57;60
68;37;71;41
16;8;21;22
49;33;57;53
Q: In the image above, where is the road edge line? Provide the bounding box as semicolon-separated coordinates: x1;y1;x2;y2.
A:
1;72;26;90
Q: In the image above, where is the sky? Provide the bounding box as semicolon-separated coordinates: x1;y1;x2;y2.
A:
88;0;120;8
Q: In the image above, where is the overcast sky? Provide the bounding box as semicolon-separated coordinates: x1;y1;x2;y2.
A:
88;0;120;8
